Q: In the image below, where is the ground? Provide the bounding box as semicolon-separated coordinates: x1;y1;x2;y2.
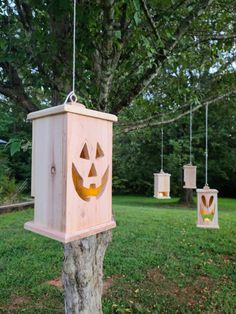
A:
0;196;235;313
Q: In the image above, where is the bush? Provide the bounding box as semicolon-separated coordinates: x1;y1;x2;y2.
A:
0;175;19;204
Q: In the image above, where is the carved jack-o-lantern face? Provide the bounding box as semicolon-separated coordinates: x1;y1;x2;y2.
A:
200;195;215;223
72;142;109;201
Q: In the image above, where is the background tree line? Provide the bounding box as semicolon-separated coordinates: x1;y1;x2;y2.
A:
0;0;235;201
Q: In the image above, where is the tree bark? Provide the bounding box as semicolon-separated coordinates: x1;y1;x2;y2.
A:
115;90;236;134
179;188;194;206
62;230;112;314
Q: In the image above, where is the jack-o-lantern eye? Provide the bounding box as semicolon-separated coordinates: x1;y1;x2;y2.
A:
80;143;89;159
96;143;104;159
201;195;207;207
209;196;214;207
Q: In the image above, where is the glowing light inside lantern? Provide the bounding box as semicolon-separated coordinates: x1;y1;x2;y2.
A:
197;186;219;229
72;163;109;201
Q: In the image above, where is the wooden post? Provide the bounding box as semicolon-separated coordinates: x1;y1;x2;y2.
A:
179;188;194;206
184;188;194;206
179;169;194;206
62;230;112;314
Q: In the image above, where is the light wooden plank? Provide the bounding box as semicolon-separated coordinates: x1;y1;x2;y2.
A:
25;219;116;243
183;165;197;189
25;105;117;242
153;172;171;199
27;104;118;122
197;186;219;229
0;201;34;214
66;113;113;234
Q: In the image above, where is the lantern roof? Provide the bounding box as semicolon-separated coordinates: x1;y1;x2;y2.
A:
197;185;218;193
27;103;117;122
153;171;171;176
183;164;197;168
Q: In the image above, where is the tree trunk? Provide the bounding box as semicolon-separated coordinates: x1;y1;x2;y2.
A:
62;230;112;314
179;188;194;206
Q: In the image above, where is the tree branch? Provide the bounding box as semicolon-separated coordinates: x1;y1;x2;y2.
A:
97;0;115;110
191;33;236;41
0;84;37;113
15;0;33;32
140;0;161;42
0;63;38;112
113;0;214;114
116;90;236;134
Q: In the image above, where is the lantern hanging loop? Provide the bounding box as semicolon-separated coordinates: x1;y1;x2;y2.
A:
205;103;208;186
64;0;78;104
64;91;78;104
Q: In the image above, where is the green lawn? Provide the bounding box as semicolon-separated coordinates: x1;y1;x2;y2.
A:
0;196;235;313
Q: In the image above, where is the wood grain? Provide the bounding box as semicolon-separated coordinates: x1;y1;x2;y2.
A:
25;103;117;242
183;164;197;189
153;171;171;199
196;186;219;229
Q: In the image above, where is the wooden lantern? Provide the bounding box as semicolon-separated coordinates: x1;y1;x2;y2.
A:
197;185;219;229
25;102;117;243
183;164;197;189
153;170;171;199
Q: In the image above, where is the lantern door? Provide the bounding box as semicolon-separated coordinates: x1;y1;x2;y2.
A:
65;113;113;237
197;186;219;229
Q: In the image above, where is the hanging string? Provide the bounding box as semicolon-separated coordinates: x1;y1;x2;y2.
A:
161;118;164;171
205;103;208;186
189;102;193;164
64;0;77;104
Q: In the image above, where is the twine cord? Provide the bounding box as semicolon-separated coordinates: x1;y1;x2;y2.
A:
161;120;164;171
64;0;77;104
189;102;192;164
205;103;208;186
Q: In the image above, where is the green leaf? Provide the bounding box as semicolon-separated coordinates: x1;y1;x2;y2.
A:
133;0;140;12
114;30;121;40
157;39;164;48
10;141;22;156
134;12;141;25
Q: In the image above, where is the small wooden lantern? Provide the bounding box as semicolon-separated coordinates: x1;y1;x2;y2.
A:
25;102;117;243
183;164;197;189
197;185;219;229
153;170;171;199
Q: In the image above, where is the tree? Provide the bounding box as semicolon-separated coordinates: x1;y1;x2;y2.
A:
0;0;235;312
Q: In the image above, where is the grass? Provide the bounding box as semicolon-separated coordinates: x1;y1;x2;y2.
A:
0;196;235;313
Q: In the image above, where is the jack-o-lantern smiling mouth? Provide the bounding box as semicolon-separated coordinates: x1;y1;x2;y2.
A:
72;163;109;201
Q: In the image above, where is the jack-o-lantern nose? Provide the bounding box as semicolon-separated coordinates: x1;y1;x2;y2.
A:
88;163;97;177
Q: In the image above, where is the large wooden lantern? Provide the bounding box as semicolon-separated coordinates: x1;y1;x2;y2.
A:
153;170;171;199
183;164;197;189
197;185;219;229
25;102;117;243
